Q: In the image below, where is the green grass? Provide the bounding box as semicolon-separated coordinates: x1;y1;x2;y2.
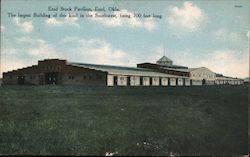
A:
0;85;248;156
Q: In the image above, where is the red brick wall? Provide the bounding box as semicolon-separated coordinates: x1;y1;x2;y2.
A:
3;59;107;86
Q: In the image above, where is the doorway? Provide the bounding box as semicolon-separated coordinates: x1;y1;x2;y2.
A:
17;76;25;85
127;76;130;86
113;76;118;86
45;72;58;85
140;77;143;86
202;79;206;85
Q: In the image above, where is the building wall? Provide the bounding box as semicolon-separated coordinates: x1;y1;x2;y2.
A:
117;76;127;86
3;59;244;87
107;75;114;86
205;80;215;85
130;76;140;86
190;67;216;85
170;78;176;86
152;77;159;86
177;78;184;86
62;72;107;86
107;75;155;86
143;77;150;86
3;65;40;85
161;78;168;86
215;77;244;85
3;59;107;86
185;79;190;86
191;79;202;86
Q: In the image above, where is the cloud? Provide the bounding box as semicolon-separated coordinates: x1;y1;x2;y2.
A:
167;2;205;32
88;9;157;31
26;40;59;58
200;50;248;78
45;13;79;27
1;25;5;32
59;36;130;65
13;18;33;33
1;35;140;76
212;29;240;43
1;36;60;76
1;47;32;76
171;49;248;78
16;36;59;58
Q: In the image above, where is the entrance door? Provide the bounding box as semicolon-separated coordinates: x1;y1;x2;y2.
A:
140;77;143;86
202;79;206;85
17;76;25;85
149;78;152;86
127;76;130;86
45;72;58;85
113;76;118;86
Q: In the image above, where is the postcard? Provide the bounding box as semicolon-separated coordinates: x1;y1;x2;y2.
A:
0;0;249;156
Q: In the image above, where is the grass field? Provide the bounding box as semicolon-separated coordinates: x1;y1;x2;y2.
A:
0;85;248;156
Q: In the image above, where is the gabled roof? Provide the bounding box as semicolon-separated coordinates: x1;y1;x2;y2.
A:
157;56;173;62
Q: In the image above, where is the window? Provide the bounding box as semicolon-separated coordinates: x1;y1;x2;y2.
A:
69;76;74;80
83;75;86;80
8;75;12;80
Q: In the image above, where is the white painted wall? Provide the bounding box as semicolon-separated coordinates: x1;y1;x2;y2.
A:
190;67;216;81
206;80;215;85
215;80;219;85
130;76;140;86
143;77;150;86
170;78;176;86
185;79;190;86
107;75;114;86
161;78;168;86
117;76;127;86
191;79;202;86
152;77;159;86
177;78;183;86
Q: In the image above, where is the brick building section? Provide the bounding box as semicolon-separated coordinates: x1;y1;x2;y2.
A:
3;59;107;86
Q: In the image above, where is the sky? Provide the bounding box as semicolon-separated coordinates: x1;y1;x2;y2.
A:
1;0;249;78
